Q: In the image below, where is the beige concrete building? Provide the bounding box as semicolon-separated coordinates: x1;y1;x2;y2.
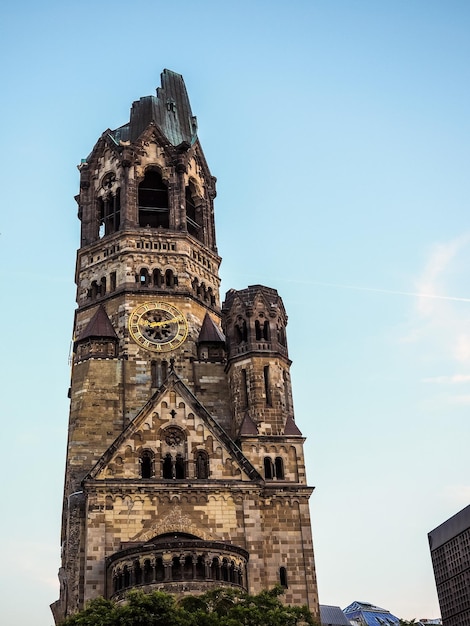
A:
52;69;319;623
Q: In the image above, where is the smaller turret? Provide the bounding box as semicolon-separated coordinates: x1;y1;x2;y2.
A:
222;285;294;437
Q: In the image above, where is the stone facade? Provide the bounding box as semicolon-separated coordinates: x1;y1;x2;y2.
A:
51;70;319;623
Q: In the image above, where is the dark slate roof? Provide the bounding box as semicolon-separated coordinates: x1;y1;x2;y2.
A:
320;605;351;626
284;414;303;436
239;413;258;436
428;504;470;551
343;602;399;626
76;305;118;342
109;69;198;146
197;313;226;343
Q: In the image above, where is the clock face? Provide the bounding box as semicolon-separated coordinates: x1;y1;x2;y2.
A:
129;302;188;352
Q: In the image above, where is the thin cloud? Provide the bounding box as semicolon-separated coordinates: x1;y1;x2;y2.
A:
296;280;470;303
404;233;470;379
422;374;470;384
413;233;470;315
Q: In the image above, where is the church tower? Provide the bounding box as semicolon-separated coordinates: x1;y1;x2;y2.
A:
52;70;319;623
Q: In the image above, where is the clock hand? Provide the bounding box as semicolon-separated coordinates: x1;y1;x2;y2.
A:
141;316;181;328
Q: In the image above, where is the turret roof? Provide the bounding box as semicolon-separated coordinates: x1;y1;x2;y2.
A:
75;305;118;342
197;313;225;343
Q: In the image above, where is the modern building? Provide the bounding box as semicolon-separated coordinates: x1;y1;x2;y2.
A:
428;504;470;626
51;70;319;623
321;604;352;626
343;601;400;626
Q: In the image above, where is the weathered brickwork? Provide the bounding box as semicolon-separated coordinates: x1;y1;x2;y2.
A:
52;70;319;624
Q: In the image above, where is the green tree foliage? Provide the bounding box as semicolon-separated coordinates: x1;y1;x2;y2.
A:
61;586;316;626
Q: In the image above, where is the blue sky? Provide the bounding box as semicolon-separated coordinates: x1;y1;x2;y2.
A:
1;1;470;623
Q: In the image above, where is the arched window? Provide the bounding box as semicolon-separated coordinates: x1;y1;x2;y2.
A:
137;268;150;286
165;268;176;287
196;556;205;579
185;185;202;242
143;559;152;584
153;268;163;287
235;319;247;344
99;187;121;237
195;450;209;479
123;565;130;588
222;558;229;581
138;170;169;228
134;560;142;585
175;453;185;479
278;324;287;347
163;453;173;479
162;452;186;479
184;555;193;579
264;457;274;480
207;287;216;306
172;556;182;580
279;566;288;588
275;456;284;480
211;557;220;580
156;557;165;581
140;451;153;478
116;568;123;590
162;427;186;479
255;319;269;341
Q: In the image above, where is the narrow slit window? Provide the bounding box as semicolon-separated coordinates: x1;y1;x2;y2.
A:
195;450;209;479
241;369;248;409
264;365;272;406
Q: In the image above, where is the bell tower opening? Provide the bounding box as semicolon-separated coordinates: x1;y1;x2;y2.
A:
138;169;169;228
185;183;203;242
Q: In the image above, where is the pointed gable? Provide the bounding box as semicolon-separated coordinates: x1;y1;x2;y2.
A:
239;413;258;436
284;414;303;436
76;305;117;342
86;372;262;483
198;313;225;343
